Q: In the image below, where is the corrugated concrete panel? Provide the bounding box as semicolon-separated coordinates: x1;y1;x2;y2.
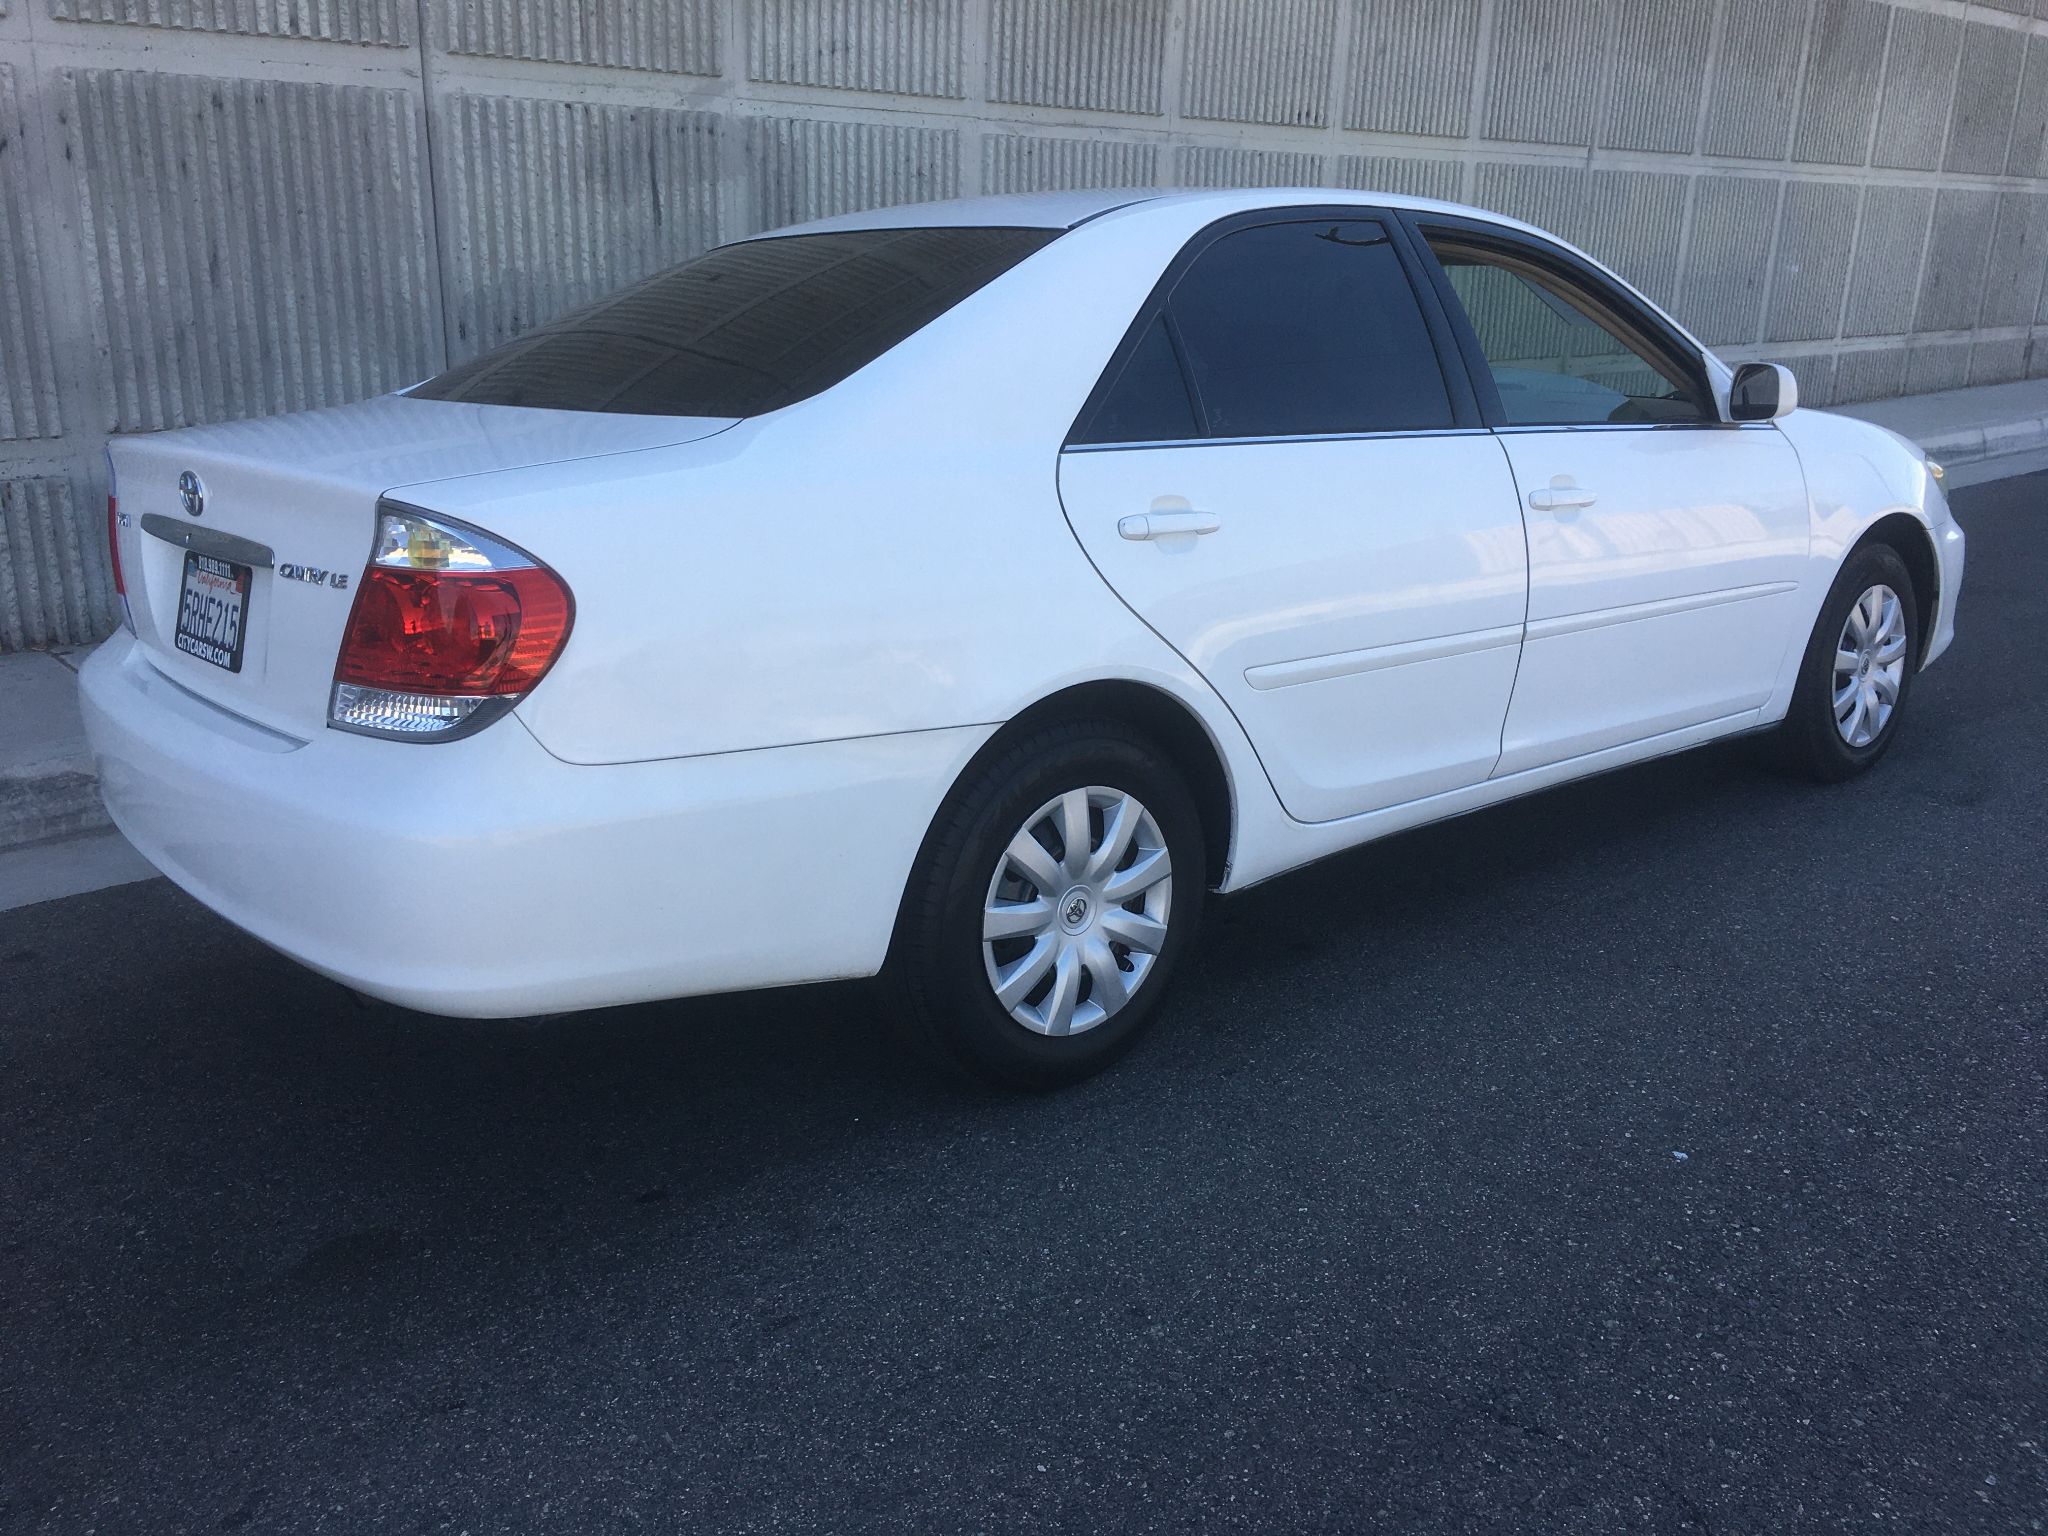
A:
1345;0;1480;139
0;66;62;441
749;0;962;99
748;117;959;229
1842;184;1932;338
1702;0;1804;160
1182;0;1337;128
981;132;1157;194
1608;0;1712;155
1677;174;1780;346
1971;336;2028;386
446;0;719;75
439;94;721;361
1904;339;1972;395
1794;0;1887;165
988;0;1167;116
65;69;438;432
1944;21;2025;175
1583;171;1687;306
1834;346;1905;402
1332;153;1462;203
1981;192;2048;329
50;0;411;45
1174;144;1322;187
1872;9;1961;171
1791;353;1837;408
2009;36;2048;178
1914;187;1997;333
0;478;111;651
1483;0;1605;147
1766;179;1858;340
1473;161;1587;243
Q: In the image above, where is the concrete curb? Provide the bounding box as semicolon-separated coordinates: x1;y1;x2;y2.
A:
0;648;109;856
0;768;110;851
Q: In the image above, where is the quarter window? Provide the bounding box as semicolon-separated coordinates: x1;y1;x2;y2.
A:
1425;236;1712;427
1076;218;1454;443
1086;316;1199;445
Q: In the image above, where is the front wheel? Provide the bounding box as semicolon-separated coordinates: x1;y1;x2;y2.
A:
890;720;1206;1089
1777;542;1919;782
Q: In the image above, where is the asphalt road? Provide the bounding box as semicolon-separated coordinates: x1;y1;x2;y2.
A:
3;475;2043;1535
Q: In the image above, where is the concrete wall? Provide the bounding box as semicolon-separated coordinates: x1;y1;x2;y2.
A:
4;0;2047;649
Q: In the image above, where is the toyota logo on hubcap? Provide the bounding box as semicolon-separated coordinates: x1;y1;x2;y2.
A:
1063;893;1090;928
177;470;205;518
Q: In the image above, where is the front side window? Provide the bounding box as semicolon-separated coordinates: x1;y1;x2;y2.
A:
1076;218;1454;443
1426;235;1712;428
410;227;1058;418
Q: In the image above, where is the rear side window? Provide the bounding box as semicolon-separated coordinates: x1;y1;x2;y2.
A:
1076;218;1453;444
410;227;1058;418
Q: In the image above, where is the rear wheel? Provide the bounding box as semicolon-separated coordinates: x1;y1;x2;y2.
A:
1777;542;1919;782
891;720;1205;1089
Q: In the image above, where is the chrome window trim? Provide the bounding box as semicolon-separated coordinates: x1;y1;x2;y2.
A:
1492;421;1779;435
1063;427;1494;454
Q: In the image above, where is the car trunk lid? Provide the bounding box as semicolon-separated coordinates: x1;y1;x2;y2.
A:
111;394;735;740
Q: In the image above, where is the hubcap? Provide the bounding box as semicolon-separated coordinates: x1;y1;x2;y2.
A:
1833;583;1907;748
981;787;1173;1038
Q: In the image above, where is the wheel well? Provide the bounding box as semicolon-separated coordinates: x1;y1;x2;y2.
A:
1853;513;1939;665
975;681;1236;888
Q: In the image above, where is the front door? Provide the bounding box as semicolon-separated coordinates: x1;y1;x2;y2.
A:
1057;213;1529;825
1417;224;1810;776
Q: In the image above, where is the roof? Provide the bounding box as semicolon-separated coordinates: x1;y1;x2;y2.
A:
746;186;1534;241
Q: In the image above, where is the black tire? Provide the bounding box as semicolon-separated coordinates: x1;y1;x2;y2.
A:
889;719;1207;1089
1776;541;1919;782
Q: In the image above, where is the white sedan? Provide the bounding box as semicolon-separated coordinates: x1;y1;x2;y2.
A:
82;187;1965;1086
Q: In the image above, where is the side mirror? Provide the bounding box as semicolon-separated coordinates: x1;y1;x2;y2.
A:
1729;361;1799;422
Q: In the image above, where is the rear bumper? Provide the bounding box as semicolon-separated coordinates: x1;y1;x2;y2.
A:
80;632;988;1017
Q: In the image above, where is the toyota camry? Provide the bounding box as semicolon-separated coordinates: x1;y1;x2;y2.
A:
81;187;1966;1086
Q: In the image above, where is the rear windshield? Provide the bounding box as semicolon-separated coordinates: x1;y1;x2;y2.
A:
409;226;1058;418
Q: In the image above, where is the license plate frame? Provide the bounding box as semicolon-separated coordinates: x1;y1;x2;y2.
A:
173;550;253;674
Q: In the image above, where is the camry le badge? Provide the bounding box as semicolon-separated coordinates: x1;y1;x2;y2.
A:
277;562;350;591
177;470;205;518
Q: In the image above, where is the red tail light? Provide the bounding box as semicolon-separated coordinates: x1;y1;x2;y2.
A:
335;566;571;695
330;505;573;740
107;493;124;596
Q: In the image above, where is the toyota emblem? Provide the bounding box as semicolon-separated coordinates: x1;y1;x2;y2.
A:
178;470;205;518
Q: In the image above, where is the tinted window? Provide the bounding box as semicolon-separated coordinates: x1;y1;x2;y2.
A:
1171;220;1452;439
411;227;1058;418
1085;316;1199;444
1428;239;1711;427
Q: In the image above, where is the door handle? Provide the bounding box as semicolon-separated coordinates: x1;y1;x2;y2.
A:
1119;510;1222;541
1528;478;1596;513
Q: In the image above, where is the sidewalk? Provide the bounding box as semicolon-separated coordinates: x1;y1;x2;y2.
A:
1834;377;2048;490
2;377;2044;869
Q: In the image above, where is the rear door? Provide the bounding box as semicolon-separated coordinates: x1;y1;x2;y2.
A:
1408;217;1810;775
1057;211;1528;825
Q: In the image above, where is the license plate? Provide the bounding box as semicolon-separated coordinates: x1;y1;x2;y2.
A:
174;551;252;673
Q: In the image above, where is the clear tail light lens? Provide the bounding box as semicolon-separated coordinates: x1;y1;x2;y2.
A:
329;504;573;741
